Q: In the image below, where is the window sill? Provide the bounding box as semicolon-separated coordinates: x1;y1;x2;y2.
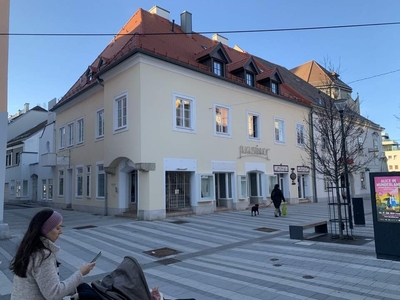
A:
113;127;128;134
173;127;196;134
215;133;232;138
199;198;214;202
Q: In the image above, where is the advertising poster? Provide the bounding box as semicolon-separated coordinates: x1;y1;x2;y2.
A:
374;176;400;222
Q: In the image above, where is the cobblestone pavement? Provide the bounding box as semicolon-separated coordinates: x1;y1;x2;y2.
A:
1;200;399;300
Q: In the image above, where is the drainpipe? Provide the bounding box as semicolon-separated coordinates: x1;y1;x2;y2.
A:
309;108;318;203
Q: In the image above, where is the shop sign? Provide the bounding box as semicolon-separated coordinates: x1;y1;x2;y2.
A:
239;145;270;160
57;155;69;166
297;166;310;173
273;164;289;173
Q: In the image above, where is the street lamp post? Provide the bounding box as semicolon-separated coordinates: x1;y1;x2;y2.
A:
334;99;354;233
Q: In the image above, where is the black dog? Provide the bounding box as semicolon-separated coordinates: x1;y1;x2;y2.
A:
251;204;259;216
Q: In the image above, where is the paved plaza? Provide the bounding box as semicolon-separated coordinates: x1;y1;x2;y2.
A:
1;200;400;300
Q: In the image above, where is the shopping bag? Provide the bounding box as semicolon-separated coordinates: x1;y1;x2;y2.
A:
282;202;287;216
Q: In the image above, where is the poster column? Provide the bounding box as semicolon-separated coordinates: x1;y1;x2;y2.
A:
369;172;400;261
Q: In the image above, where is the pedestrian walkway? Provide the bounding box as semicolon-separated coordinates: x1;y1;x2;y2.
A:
1;200;400;300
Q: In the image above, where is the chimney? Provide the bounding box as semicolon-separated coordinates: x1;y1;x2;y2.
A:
48;98;56;111
24;103;29;113
212;33;228;45
180;11;192;36
149;5;170;20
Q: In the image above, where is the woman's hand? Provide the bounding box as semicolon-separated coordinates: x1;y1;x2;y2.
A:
151;287;161;300
79;262;96;276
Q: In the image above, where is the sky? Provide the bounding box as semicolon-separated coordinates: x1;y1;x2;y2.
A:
7;0;400;140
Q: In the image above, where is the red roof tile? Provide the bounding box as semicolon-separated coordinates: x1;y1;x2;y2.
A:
54;8;312;109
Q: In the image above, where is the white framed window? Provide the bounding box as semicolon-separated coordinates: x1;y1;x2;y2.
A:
246;73;254;86
10;180;15;195
16;180;21;197
373;138;379;157
247;111;260;140
59;127;66;149
6;150;11;166
96;162;105;198
238;175;248;199
86;165;91;198
15;152;20;165
296;124;305;146
96;109;104;139
360;172;366;189
214;104;231;137
22;180;28;197
213;61;222;76
58;169;64;197
41;179;47;199
321;136;327;150
271;82;278;94
67;123;74;146
48;179;53;200
76;166;83;197
358;137;363;151
173;93;196;133
114;93;127;131
199;174;214;200
77;118;84;144
274;118;285;143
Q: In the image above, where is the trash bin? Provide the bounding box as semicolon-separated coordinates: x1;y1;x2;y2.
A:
352;197;365;225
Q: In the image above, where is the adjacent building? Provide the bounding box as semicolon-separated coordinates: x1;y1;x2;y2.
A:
50;6;315;219
292;60;385;200
4;103;55;203
382;132;399;172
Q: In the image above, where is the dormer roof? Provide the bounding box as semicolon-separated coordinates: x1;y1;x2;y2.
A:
256;67;283;83
195;42;232;63
227;56;260;74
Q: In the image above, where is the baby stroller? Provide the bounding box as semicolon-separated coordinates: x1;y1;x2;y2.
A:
89;256;195;300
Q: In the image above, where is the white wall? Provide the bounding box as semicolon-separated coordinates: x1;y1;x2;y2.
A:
7;110;47;142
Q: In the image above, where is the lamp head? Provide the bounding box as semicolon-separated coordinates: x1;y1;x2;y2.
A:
334;98;347;113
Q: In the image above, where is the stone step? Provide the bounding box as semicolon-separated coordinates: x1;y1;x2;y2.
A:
299;198;312;204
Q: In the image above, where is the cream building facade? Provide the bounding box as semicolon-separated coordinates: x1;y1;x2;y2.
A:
51;7;313;220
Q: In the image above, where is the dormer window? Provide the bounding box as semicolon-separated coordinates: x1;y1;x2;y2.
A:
271;82;278;94
256;67;283;95
213;61;223;76
98;57;108;70
246;73;255;86
196;42;231;78
228;56;260;87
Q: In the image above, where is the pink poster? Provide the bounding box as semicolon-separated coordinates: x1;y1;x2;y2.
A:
374;176;400;222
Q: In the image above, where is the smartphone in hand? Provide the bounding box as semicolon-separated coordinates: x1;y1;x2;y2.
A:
90;251;102;263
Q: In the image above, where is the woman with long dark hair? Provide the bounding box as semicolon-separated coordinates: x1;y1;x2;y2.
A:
10;209;96;299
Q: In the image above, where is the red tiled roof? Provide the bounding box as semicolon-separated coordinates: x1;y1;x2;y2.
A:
54;8;312;109
291;60;352;91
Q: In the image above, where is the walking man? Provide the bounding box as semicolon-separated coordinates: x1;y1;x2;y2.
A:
271;184;285;217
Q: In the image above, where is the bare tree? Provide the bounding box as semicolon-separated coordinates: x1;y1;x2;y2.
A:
301;62;375;239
